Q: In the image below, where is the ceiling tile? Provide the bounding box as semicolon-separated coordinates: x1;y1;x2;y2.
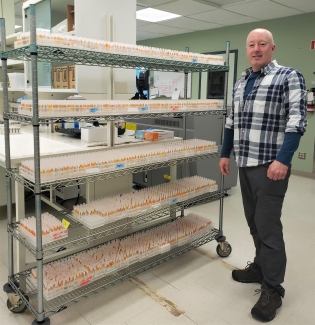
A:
137;30;169;41
224;0;303;20
159;16;223;30
137;20;151;27
272;0;315;13
208;0;249;4
136;0;176;8
189;8;260;25
138;23;194;35
155;0;217;16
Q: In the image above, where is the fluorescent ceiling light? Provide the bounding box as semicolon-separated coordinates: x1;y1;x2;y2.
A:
136;8;181;22
15;25;22;29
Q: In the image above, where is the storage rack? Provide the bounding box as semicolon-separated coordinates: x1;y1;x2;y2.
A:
1;6;231;325
7;151;219;191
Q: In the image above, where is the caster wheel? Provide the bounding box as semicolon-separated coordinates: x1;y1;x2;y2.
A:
216;242;232;258
7;293;28;314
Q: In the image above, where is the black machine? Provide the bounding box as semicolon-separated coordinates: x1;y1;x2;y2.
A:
131;70;149;100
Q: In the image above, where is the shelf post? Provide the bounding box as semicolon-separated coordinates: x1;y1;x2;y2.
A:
106;13;115;148
181;46;189;217
218;41;230;237
0;17;15;280
29;4;47;324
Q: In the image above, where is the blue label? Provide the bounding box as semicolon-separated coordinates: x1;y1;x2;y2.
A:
192;59;197;63
141;106;149;111
171;198;178;204
89;107;99;113
115;163;125;169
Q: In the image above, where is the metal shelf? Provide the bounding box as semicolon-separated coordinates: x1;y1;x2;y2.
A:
1;45;229;73
8;227;219;318
4;109;224;123
8;191;223;257
7;151;220;192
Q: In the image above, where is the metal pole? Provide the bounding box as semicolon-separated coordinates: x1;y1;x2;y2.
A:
198;71;202;100
180;46;189;217
106;13;115;148
218;41;230;237
183;46;189;144
29;5;45;323
0;18;14;279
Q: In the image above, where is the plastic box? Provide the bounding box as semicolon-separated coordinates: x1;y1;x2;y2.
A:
81;126;107;142
8;73;25;89
18;225;68;246
144;129;174;142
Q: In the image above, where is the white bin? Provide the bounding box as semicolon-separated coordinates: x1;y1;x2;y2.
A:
8;73;25;89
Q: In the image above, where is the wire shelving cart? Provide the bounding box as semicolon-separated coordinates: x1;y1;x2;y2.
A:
1;5;231;324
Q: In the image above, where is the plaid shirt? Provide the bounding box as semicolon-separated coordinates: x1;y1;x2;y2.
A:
225;60;307;167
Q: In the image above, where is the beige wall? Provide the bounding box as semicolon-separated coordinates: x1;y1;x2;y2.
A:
139;13;315;174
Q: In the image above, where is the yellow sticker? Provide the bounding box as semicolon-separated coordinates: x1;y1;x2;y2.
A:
125;122;137;130
164;174;171;180
62;219;70;229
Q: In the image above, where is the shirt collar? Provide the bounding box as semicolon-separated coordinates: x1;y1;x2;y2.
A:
242;60;278;78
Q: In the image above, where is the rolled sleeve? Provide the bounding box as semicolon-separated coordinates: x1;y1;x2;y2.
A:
283;70;307;134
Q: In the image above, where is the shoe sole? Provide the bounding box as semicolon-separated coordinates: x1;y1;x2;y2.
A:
251;301;282;322
232;272;262;284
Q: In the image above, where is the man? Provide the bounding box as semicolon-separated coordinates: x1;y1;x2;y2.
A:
219;28;307;322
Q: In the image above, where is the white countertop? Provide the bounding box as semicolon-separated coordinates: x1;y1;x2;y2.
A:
0;126;180;167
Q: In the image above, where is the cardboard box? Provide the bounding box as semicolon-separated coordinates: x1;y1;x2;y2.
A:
81;127;107;142
53;66;69;89
67;5;75;32
52;67;62;89
68;65;76;89
51;66;54;87
144;129;174;142
61;66;68;89
53;66;75;89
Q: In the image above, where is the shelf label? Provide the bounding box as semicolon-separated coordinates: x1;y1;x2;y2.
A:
164;174;171;180
128;107;139;112
80;276;92;286
115;163;125;169
140;106;149;111
171;198;178;204
86;167;100;173
89;107;99;113
62;219;70;229
192;58;198;63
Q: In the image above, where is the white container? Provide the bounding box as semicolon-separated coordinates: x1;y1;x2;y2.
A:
8;73;25;89
81;126;107;142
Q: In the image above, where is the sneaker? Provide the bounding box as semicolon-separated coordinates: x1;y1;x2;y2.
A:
251;289;282;322
232;262;263;283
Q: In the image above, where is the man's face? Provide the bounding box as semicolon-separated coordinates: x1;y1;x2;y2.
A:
246;30;275;72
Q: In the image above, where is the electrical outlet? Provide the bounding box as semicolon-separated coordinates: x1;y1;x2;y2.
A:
298;152;306;159
311;81;315;85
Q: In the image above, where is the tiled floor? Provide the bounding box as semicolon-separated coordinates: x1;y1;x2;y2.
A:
0;174;314;325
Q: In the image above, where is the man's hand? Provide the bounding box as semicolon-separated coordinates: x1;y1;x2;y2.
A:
219;158;230;176
267;160;288;180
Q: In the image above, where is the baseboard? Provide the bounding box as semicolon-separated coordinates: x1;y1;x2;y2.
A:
291;169;315;179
